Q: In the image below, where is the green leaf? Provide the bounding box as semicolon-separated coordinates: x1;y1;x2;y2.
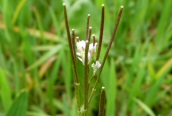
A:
102;59;116;116
0;68;12;112
7;91;28;116
62;50;72;99
12;0;27;24
46;51;63;115
154;0;172;53
145;75;165;107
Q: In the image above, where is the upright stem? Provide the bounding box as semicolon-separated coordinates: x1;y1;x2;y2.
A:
99;6;123;74
89;6;124;104
63;3;81;114
84;14;91;112
84;26;92;116
96;4;105;61
76;36;80;42
86;14;90;40
84;41;89;116
71;29;76;62
98;87;106;116
92;34;96;46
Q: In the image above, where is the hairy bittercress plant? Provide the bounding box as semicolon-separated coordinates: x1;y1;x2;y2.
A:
63;3;123;116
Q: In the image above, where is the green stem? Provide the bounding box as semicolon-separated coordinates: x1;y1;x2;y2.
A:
88;74;95;83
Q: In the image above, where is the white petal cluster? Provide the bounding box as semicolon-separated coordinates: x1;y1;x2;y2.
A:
76;40;97;65
92;61;101;75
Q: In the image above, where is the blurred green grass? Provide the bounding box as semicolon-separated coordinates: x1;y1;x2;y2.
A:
0;0;172;116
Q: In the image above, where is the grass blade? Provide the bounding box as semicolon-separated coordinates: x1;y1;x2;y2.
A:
26;45;62;71
0;68;12;112
134;98;155;116
7;91;28;116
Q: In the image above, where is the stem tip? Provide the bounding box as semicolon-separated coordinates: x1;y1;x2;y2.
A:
102;86;105;90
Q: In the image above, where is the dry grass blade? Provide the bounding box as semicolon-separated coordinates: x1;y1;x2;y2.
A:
0;21;60;42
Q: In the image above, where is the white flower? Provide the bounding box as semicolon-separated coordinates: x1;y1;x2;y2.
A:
76;40;86;51
89;43;97;55
92;61;101;75
76;40;97;65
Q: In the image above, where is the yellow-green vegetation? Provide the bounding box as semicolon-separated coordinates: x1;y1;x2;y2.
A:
0;0;172;116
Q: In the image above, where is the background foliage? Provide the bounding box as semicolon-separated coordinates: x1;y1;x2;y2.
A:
0;0;172;116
